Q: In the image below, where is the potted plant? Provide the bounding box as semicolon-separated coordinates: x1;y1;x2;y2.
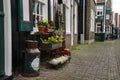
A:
48;20;56;32
37;20;46;33
37;18;49;33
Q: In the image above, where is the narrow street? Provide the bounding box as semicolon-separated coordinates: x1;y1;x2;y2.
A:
13;40;120;80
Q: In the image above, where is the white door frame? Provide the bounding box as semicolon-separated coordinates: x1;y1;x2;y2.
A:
4;0;12;76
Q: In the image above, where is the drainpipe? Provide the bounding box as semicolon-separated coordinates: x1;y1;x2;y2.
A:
48;0;51;20
103;0;106;33
81;0;85;44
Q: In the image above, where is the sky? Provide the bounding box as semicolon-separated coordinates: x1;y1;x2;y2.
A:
112;0;120;14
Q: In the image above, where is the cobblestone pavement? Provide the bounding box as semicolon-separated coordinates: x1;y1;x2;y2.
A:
13;40;120;80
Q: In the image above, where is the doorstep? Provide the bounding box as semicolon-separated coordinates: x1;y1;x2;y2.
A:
0;75;13;80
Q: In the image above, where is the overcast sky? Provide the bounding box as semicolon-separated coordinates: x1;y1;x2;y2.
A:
112;0;120;14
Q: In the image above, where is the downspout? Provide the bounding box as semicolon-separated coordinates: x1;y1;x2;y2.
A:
48;0;51;20
103;0;106;33
81;0;85;43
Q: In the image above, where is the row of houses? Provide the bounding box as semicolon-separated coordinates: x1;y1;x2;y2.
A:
0;0;116;79
96;0;120;40
112;12;120;38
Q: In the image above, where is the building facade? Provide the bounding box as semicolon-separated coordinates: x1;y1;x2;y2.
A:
105;0;112;35
96;0;106;33
0;0;79;79
64;0;78;48
78;0;96;43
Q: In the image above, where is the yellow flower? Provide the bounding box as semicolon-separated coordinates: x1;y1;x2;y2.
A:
43;18;48;23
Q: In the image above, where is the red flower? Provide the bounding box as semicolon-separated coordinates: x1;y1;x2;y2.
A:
48;20;55;26
36;16;40;21
44;28;48;33
48;20;54;23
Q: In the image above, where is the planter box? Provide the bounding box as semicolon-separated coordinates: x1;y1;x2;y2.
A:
40;43;62;50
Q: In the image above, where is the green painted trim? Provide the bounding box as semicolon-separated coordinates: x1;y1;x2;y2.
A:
97;3;105;5
0;0;5;76
0;11;4;16
96;16;104;21
19;21;33;31
18;0;34;31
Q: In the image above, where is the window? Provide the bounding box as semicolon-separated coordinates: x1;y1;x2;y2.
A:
96;5;104;16
96;23;101;33
106;14;110;20
90;9;95;32
18;0;34;31
105;26;110;33
33;2;44;27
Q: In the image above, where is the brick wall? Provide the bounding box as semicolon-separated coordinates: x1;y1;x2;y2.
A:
85;0;95;43
97;0;105;3
65;34;78;49
73;34;78;45
65;34;71;49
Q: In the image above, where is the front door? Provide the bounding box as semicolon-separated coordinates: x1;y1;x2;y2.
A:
0;0;4;76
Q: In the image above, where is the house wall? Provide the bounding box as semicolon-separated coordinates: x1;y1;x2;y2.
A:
105;0;112;33
65;0;78;48
50;0;54;21
119;15;120;29
112;11;114;24
65;0;71;48
70;0;74;46
73;34;78;45
65;0;71;34
115;13;119;27
97;0;105;3
65;34;71;49
11;0;49;73
73;1;78;45
85;0;95;43
78;0;84;43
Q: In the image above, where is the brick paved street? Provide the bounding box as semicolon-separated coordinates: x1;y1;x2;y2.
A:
13;40;120;80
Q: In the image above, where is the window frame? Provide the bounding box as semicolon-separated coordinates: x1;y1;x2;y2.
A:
96;23;101;33
96;5;104;16
90;9;95;32
33;2;45;28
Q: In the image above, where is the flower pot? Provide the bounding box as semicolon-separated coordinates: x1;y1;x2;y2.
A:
38;25;46;33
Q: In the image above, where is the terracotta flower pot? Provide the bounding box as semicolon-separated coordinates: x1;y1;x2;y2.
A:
38;25;46;33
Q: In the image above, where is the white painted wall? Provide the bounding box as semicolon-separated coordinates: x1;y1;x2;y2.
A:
65;0;71;34
51;0;54;21
3;0;12;76
38;0;48;18
74;2;78;34
43;0;48;18
70;0;74;46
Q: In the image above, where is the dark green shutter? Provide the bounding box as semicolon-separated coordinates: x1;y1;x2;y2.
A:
18;0;34;31
0;0;5;76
